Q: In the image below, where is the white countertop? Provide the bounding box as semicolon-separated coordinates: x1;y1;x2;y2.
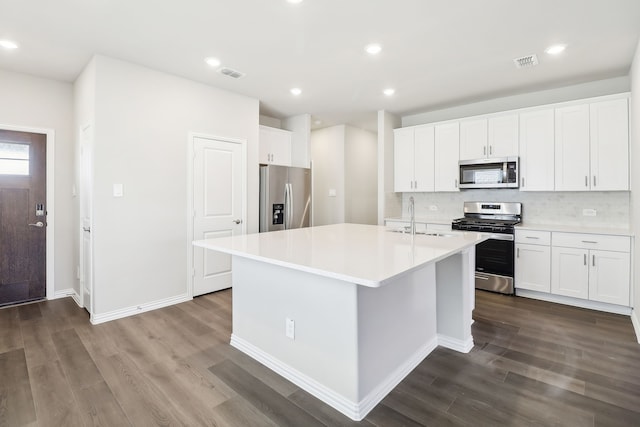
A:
193;223;486;288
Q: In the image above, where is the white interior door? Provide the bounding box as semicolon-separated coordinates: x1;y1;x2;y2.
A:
80;124;93;312
192;136;244;296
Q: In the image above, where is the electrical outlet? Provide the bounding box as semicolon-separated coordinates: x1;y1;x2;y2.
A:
582;209;597;217
429;205;438;211
286;318;295;340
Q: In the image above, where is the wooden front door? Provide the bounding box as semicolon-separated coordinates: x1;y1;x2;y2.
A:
0;130;46;306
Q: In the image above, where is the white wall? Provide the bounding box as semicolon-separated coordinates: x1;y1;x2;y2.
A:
85;56;258;316
629;39;640;341
403;76;630;126
377;110;402;225
0;69;76;296
282;114;311;168
259;115;281;128
345;126;377;225
311;125;345;225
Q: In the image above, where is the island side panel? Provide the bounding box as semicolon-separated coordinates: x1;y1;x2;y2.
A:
230;256;360;402
357;262;438;406
435;247;475;352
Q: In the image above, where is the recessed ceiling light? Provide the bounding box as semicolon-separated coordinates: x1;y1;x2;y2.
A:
287;0;303;4
204;57;221;67
383;88;395;96
0;40;18;49
365;44;382;55
545;44;567;55
290;88;302;96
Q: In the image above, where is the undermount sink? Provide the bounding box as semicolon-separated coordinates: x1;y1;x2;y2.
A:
388;228;457;237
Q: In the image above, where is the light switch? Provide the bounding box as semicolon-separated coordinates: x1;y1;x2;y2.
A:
328;189;337;197
113;183;124;197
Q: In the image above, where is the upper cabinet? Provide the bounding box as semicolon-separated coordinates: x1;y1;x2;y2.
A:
519;109;554;191
459;114;518;160
589;99;629;191
434;122;460;192
260;125;292;166
555;98;629;191
459;119;487;160
394;126;434;192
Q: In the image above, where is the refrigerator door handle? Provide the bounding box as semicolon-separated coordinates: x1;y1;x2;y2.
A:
287;183;293;229
284;183;292;230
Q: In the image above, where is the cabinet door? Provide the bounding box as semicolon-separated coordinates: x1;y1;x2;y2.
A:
554;105;590;191
434;122;460;192
515;243;551;292
488;114;518;158
551;246;589;299
394;128;415;192
269;132;292;166
590;98;629;191
589;250;630;306
459;119;488;160
413;126;435;192
519;109;554;191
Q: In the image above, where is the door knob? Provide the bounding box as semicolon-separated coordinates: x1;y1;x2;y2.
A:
28;221;44;228
233;219;242;224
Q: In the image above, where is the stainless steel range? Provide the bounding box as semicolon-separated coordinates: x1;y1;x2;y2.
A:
451;202;522;294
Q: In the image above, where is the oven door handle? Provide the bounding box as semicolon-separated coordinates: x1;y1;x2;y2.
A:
481;233;514;241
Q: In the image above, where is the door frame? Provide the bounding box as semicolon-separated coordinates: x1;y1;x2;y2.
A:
0;123;55;300
186;132;247;298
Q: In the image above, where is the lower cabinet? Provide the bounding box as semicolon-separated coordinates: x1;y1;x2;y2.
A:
515;243;551;292
517;229;631;308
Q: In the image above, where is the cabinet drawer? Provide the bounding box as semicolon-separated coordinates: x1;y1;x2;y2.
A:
515;230;551;245
552;232;630;252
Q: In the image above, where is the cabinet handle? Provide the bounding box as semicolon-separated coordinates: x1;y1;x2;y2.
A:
414;180;417;189
454;179;458;188
489;145;493;155
593;176;596;187
521;177;525;187
581;240;598;244
585;176;588;187
592;254;595;267
483;146;486;156
517;248;520;258
584;254;587;266
525;236;539;239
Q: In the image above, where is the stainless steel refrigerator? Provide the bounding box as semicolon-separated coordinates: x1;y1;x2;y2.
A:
259;165;311;232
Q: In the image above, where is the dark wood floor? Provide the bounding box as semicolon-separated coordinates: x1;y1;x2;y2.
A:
1;289;639;426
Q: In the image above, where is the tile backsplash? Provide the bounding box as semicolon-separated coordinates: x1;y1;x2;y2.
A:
402;190;630;229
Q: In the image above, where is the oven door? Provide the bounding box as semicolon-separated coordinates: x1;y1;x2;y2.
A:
475;235;515;294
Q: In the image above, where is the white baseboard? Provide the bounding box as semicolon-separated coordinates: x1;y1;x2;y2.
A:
438;334;474;353
231;334;438;421
516;289;632;316
90;293;191;325
52;288;76;300
631;310;640;344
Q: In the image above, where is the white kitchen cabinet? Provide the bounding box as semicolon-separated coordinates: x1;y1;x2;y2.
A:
515;230;551;293
519;109;554;191
551;232;630;306
488;114;519;158
459;118;487;160
589;98;629;191
554;98;629;192
393;126;434;192
434;122;460;192
551;246;590;299
554;104;590;191
260;125;292;166
459;115;518;160
588;250;630;306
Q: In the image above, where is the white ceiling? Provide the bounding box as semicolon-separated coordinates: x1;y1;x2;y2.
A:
1;0;640;131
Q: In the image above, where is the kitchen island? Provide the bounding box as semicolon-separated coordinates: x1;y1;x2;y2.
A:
193;223;485;420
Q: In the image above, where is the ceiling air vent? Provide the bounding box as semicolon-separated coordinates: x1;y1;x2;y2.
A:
218;67;245;79
513;54;539;69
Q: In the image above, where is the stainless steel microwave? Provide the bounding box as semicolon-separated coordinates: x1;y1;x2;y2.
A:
459;157;519;189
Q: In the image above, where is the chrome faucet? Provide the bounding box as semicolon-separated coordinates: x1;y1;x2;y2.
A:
409;196;416;236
